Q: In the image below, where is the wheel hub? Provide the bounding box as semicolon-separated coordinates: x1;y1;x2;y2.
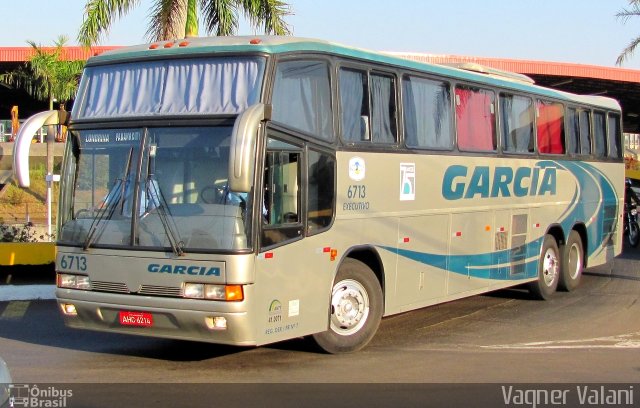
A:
330;280;370;336
542;248;559;286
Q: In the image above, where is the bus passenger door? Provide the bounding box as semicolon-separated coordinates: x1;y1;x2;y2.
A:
254;133;336;344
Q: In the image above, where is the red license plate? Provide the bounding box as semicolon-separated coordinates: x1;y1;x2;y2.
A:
119;311;153;327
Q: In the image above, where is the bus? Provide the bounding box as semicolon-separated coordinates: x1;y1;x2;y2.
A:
14;36;624;353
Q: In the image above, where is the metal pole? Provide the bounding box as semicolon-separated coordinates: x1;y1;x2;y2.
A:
46;125;54;240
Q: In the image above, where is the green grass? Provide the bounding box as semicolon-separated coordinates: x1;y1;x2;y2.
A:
0;163;60;225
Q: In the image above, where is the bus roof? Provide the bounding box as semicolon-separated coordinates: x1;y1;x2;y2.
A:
89;36;621;112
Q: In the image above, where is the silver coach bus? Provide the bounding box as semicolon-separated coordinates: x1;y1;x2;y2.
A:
14;36;624;353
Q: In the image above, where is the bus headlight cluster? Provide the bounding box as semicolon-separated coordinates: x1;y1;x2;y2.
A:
57;273;92;290
183;283;244;301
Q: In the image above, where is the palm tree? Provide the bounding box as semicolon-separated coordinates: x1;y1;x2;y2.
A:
78;0;292;47
0;36;85;110
616;0;640;65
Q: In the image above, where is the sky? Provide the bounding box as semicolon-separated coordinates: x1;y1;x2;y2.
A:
1;0;639;68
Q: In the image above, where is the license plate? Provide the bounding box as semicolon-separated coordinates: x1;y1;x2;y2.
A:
119;311;153;327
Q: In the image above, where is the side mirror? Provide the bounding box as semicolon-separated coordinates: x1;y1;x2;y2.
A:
228;103;271;193
13;110;65;187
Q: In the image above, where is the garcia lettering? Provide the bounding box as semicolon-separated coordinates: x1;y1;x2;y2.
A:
442;164;557;200
147;263;220;276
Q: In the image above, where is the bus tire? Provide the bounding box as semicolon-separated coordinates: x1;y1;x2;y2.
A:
528;234;560;300
628;221;640;247
558;231;584;292
312;258;383;354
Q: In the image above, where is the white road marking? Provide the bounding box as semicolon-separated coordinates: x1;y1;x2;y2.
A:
0;301;30;319
482;331;640;349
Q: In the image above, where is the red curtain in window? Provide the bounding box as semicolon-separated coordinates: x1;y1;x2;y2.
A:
537;102;565;154
456;88;494;151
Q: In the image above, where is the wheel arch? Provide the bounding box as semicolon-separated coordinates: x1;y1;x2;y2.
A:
545;224;565;248
341;245;385;312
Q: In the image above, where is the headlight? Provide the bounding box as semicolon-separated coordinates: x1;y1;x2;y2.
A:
204;285;226;300
184;283;244;301
184;283;205;299
57;273;92;290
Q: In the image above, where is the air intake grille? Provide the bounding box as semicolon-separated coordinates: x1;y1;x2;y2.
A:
138;285;183;297
91;281;129;293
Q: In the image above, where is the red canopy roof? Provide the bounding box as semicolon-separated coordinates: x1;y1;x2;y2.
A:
393;53;640;83
0;46;119;62
1;46;637;84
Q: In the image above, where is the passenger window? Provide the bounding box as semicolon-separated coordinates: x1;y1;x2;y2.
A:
340;68;369;142
456;86;496;151
307;149;335;234
370;73;397;143
403;75;453;149
593;111;607;157
272;60;333;141
500;93;534;154
339;68;397;144
536;100;565;154
579;110;592;155
261;138;303;248
608;113;622;159
566;108;579;155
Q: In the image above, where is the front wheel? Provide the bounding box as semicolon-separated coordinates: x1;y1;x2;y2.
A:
528;234;560;300
312;258;383;354
628;221;640;247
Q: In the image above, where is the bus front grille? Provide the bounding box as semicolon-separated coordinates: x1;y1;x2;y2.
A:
89;281;183;297
137;285;183;297
91;281;129;293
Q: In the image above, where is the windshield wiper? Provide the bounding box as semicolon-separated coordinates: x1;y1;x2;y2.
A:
83;147;134;250
146;176;185;256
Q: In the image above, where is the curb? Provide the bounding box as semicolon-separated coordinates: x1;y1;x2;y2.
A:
0;284;56;301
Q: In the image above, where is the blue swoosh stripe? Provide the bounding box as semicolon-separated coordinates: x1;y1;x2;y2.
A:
378;160;618;281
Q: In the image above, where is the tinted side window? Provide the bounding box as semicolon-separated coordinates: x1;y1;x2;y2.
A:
608;113;622;159
536;100;565;154
455;86;496;152
272;60;333;141
370;73;397;143
579;110;592;155
307;149;335;235
500;94;534;154
261;138;303;248
339;68;368;142
593;111;607;157
566;108;579;155
403;75;452;149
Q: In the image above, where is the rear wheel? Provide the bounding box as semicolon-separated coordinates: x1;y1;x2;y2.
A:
528;234;560;300
312;258;383;354
558;230;584;292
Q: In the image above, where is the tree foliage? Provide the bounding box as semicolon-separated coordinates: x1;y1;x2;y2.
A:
0;36;85;109
616;0;640;65
78;0;292;47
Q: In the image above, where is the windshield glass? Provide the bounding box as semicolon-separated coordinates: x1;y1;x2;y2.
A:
59;126;252;252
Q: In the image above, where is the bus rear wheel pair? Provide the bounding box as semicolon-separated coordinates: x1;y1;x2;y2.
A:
528;231;584;300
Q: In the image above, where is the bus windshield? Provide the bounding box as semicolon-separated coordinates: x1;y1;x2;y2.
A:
58;126;252;253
